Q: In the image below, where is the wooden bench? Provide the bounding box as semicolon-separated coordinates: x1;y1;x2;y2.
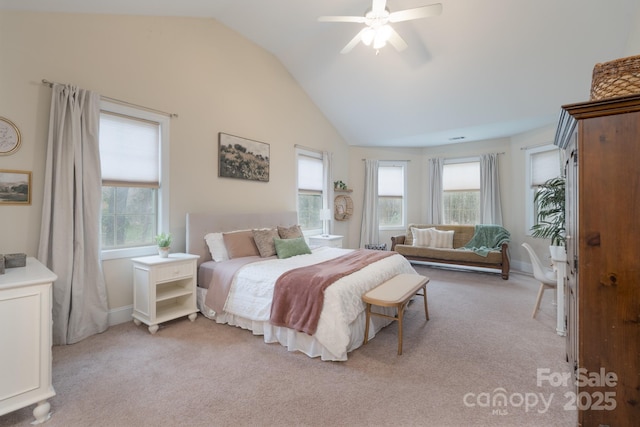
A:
362;274;430;355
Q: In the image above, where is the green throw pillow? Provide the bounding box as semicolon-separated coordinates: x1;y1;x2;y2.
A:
274;237;312;259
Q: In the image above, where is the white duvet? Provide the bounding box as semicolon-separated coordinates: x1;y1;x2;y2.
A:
221;247;417;360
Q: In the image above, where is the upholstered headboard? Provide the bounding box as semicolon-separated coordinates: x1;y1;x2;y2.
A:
186;211;298;267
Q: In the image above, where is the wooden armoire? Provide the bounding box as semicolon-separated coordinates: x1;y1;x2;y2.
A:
555;94;640;426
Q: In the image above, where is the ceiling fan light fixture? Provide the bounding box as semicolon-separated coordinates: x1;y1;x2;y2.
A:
373;36;387;49
378;24;392;41
361;27;375;46
320;1;443;54
373;24;391;49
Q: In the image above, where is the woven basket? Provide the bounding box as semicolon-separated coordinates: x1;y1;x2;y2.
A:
590;54;640;100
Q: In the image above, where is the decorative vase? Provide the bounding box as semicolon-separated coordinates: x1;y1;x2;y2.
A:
549;245;566;262
158;247;170;258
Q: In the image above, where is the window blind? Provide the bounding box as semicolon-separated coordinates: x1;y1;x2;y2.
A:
297;154;323;191
378;165;404;196
531;149;560;186
443;162;480;191
99;112;160;188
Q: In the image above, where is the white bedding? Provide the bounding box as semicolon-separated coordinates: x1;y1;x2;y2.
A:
198;246;417;361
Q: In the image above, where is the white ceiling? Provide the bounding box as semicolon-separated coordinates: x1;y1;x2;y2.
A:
2;0;638;147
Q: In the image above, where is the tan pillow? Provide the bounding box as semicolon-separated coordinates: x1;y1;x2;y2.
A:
252;228;279;257
222;230;260;259
277;224;303;239
428;229;454;249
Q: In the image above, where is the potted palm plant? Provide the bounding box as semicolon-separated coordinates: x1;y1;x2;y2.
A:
530;176;566;259
155;232;172;258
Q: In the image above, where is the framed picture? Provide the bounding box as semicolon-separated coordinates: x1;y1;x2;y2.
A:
218;133;269;182
0;169;31;205
0;117;22;156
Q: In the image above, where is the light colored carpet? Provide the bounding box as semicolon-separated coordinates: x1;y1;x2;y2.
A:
0;265;577;427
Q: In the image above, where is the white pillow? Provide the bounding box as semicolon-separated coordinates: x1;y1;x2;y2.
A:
428;229;454;249
412;227;433;247
204;232;229;262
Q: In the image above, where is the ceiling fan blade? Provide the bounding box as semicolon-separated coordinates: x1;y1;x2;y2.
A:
371;0;387;15
389;3;443;23
341;28;367;54
318;15;366;23
387;27;408;52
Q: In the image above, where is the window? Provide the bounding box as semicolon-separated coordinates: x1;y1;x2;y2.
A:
99;101;170;259
442;160;480;225
296;149;324;234
378;161;406;229
526;145;561;233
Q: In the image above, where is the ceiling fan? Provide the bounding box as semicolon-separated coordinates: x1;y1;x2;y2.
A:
318;0;442;54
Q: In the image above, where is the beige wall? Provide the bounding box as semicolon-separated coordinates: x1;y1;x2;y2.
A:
0;11;349;322
348;130;559;272
625;6;640;55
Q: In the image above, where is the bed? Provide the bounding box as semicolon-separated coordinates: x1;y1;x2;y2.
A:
185;211;418;361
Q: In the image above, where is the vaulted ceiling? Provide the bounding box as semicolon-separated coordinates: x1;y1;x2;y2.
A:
2;0;638;147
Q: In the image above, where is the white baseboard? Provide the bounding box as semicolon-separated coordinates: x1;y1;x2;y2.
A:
108;305;133;326
511;259;532;275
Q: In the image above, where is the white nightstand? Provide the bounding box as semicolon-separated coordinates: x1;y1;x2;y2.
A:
131;253;199;334
308;234;343;248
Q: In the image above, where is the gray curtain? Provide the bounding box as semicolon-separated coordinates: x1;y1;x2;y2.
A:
426;157;444;224
480;153;503;225
322;151;334;235
38;83;109;345
359;159;379;247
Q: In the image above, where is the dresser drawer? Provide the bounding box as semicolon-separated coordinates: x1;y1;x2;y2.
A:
308;235;343;248
156;261;194;282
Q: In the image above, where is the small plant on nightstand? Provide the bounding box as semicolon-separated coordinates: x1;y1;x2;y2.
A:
156;232;172;258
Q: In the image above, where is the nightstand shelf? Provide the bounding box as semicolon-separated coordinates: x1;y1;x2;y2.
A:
131;253;199;334
156;280;193;301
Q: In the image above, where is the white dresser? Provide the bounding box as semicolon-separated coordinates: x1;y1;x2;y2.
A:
0;257;57;424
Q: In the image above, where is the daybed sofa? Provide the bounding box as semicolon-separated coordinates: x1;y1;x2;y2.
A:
390;224;510;279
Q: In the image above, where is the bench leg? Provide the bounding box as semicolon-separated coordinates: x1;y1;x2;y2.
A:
421;285;429;320
397;303;405;355
363;303;371;345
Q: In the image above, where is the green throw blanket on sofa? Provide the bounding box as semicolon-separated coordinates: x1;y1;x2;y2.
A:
462;225;510;257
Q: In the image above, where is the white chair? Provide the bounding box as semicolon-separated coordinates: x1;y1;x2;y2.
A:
521;243;557;319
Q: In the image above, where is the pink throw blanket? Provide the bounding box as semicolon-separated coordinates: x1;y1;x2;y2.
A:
269;249;395;335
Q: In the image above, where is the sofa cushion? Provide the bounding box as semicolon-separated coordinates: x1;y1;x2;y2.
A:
428;229;454;248
394;244;503;264
406;224;475;248
412;227;433;246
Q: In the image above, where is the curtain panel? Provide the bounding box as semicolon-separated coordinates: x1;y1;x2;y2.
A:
322;151;334;235
480;153;503;225
38;83;109;345
359;159;379;247
426;157;444;224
